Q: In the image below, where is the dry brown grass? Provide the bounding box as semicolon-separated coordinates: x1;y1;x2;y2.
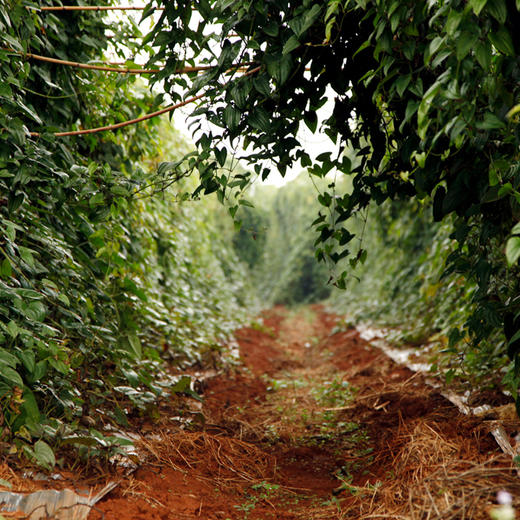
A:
305;417;520;520
138;431;276;485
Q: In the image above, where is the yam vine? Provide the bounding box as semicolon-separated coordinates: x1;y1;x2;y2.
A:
1;0;520;468
0;0;253;467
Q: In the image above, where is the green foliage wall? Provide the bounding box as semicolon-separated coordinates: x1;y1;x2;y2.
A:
331;200;510;391
0;0;253;465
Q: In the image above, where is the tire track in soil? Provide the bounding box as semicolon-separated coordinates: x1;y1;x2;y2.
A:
91;305;520;520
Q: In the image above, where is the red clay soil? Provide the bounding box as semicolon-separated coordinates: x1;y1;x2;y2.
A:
85;306;520;519
4;306;517;520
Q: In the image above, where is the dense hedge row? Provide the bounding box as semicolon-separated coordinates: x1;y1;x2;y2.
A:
232;175;332;306
0;1;253;466
330;200;510;392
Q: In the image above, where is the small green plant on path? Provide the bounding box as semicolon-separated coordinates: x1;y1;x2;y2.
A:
234;481;281;519
312;377;355;408
250;321;276;338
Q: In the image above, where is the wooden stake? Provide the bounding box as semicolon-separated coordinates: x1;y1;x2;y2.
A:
3;48;253;75
30;94;206;137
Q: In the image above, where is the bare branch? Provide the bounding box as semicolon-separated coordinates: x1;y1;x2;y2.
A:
26;5;165;11
29;65;261;137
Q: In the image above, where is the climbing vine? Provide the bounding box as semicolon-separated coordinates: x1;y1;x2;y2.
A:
0;0;253;467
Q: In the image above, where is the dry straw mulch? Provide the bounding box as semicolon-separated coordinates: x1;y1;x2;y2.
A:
310;417;520;520
139;430;276;485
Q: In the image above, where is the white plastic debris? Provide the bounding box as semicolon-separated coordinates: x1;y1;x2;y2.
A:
355;321;520;460
498;490;513;505
0;481;117;520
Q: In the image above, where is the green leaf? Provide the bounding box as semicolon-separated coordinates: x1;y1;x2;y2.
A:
61;436;100;447
417;82;442;139
15;288;42;300
1;33;24;52
304;111;318;133
0;478;12;489
18;247;35;268
110;185;129;197
428;36;445;59
24;301;46;322
8;193;24;214
266;54;292;85
283;35;300;55
445;10;463;36
263;21;279;37
121;367;140;387
353;40;371;59
456;31;478;60
33;440;55;469
15;100;42;125
57;293;70;306
170;375;192;394
127;334;142;360
89;192;105;207
469;0;487;15
475;40;492;70
288;4;321;38
215;148;227;167
489;27;514;56
231;81;251;109
170;375;202;401
253;75;271;97
488;166;499;186
6;320;19;338
476;112;505;130
395;74;411;97
0;82;13;98
123;278;148;302
0;349;19;368
485;0;507;23
18;350;35;373
0;366;23;387
27;360;47;383
318;192;332;207
1;258;12;278
2;220;16;243
248;108;271;132
21;386;40;422
498;182;513;198
223;105;241;130
48;357;70;375
506;236;520;265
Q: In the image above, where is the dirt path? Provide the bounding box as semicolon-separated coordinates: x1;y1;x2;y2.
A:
90;306;519;519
